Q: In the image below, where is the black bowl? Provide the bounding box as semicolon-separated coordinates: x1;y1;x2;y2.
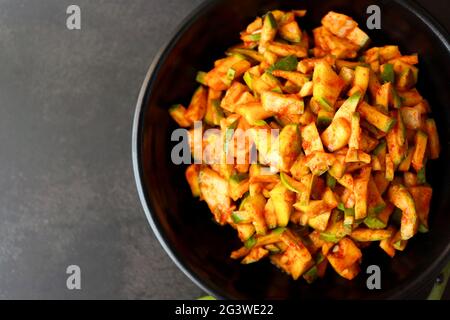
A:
132;0;450;299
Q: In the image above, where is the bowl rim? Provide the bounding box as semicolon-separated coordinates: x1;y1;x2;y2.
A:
132;0;450;299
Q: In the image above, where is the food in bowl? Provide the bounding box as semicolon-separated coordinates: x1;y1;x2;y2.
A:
168;10;440;283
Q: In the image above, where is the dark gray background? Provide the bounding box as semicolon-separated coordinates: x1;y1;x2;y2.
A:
0;0;447;299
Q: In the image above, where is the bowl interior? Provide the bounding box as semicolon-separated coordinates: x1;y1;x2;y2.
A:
135;0;450;299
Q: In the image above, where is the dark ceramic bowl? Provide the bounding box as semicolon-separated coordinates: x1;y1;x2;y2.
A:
132;0;450;299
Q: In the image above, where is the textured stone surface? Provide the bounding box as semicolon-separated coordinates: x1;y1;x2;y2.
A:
0;0;204;299
0;0;446;299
